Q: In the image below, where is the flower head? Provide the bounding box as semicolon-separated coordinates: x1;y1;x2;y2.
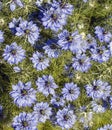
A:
31;51;50;71
62;82;80;101
95;26;112;43
41;6;67;32
43;39;60;58
33;102;52;123
72;54;91;72
36;75;58;96
12;112;37;130
85;80;111;100
16;20;40;45
3;42;25;64
56;108;76;129
10;0;24;11
10;81;37;107
58;29;87;53
50;94;65;108
91;46;110;63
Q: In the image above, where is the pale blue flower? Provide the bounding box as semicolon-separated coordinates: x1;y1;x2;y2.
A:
10;0;24;11
33;102;52;123
12;112;37;130
3;42;25;65
31;51;50;71
10;81;37;107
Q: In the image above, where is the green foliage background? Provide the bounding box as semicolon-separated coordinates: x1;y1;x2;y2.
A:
0;0;112;130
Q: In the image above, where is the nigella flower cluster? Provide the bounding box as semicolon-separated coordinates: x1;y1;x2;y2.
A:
9;18;40;45
40;0;74;32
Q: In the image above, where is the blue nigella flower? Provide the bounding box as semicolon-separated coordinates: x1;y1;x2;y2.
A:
108;41;112;56
9;17;23;34
31;51;50;71
3;42;25;65
91;46;111;63
50;94;65;108
58;29;87;53
33;102;52;123
41;6;67;32
10;0;24;12
51;0;74;15
16;20;40;45
43;39;60;58
10;81;37;107
72;53;92;72
91;100;106;113
62;82;80;102
85;80;111;100
95;26;112;43
36;75;58;97
97;124;112;130
56;108;77;129
12;112;37;130
0;30;4;43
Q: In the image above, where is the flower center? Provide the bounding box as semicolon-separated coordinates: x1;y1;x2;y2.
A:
97;49;103;54
39;57;44;62
66;36;73;42
11;49;16;55
51;14;58;21
50;43;57;49
21;89;27;96
45;81;51;87
63;115;69;121
22;121;28;127
25;29;30;34
69;89;74;94
40;109;45;115
78;59;84;65
93;86;99;91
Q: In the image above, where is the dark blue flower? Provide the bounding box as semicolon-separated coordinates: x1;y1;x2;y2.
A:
36;75;58;96
33;102;52;123
43;39;60;58
12;112;37;130
41;6;67;32
72;54;91;72
62;82;80;102
16;20;40;45
0;30;4;43
95;26;112;43
3;42;25;65
10;0;24;11
31;51;50;71
91;46;111;63
10;81;37;107
85;80;111;100
56;108;77;129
